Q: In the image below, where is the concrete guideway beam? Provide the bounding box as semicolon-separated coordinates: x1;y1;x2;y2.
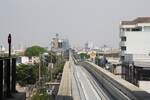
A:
56;61;72;100
81;61;150;100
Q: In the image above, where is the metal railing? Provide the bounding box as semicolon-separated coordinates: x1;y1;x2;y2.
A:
0;57;16;99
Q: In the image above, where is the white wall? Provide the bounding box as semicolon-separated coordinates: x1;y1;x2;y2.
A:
21;56;29;64
125;32;150;55
139;81;150;93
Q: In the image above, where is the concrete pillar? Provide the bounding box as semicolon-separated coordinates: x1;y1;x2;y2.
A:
121;63;125;79
0;59;3;99
4;58;11;97
11;58;16;92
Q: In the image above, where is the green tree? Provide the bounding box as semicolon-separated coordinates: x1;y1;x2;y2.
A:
52;54;65;79
80;53;90;60
41;51;65;81
16;64;38;86
24;45;47;57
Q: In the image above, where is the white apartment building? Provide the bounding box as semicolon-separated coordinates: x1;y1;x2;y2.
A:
120;18;150;92
120;17;150;62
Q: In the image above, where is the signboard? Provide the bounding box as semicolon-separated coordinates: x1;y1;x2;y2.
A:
89;51;96;59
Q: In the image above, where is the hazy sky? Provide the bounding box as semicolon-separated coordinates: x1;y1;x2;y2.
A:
0;0;150;49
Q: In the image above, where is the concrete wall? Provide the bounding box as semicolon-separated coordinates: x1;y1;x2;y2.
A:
125;32;150;55
139;81;150;93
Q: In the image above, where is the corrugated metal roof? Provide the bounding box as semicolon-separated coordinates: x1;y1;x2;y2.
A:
121;17;150;25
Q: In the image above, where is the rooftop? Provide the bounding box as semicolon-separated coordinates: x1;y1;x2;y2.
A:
134;61;150;68
121;17;150;25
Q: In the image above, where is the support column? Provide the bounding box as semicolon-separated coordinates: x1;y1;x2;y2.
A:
0;59;3;99
11;58;16;92
4;58;11;97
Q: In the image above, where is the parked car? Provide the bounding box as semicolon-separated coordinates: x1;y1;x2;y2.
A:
105;62;113;70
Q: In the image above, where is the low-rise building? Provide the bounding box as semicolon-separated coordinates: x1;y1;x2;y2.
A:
119;17;150;91
17;56;40;65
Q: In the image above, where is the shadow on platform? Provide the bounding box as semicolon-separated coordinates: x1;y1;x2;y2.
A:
132;90;150;100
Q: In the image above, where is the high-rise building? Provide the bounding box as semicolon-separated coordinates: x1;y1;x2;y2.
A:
51;34;69;52
62;39;69;50
84;42;89;51
51;34;59;50
0;45;5;56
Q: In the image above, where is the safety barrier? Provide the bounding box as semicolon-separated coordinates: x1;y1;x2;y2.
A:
81;61;150;100
56;61;72;100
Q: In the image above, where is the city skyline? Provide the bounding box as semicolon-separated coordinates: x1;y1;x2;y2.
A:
1;0;150;48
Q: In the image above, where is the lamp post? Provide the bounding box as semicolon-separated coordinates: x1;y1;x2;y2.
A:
8;34;11;57
5;34;11;97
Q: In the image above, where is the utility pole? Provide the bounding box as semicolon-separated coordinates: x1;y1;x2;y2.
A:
39;59;41;81
39;54;42;82
50;52;52;81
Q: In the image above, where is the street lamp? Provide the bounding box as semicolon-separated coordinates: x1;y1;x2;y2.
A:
8;34;11;57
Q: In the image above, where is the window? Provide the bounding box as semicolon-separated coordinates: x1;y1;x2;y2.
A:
140;70;150;81
126;28;130;31
121;36;126;41
131;27;142;31
121;46;126;51
144;26;150;32
121;56;125;61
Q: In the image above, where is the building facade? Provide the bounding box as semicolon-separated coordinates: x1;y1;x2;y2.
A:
120;17;150;88
120;17;150;62
51;34;59;50
0;45;5;56
51;34;69;54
